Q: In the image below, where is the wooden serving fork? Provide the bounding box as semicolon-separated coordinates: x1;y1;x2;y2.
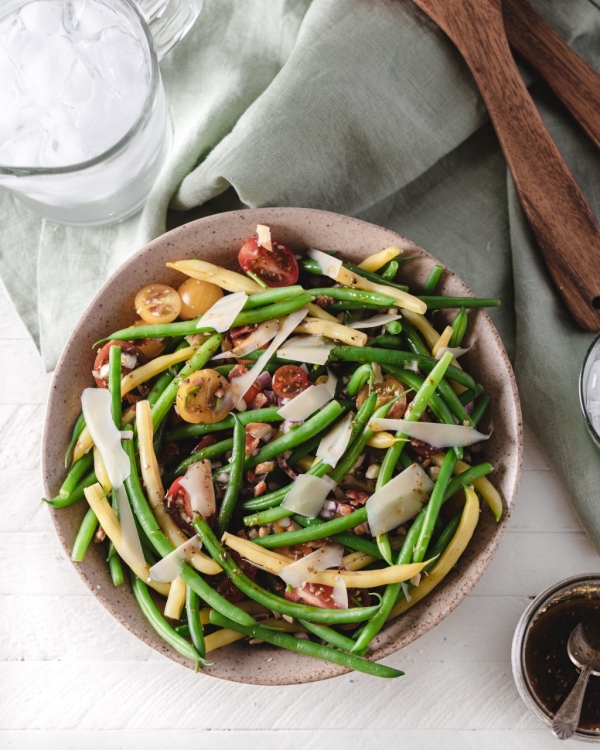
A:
411;0;600;331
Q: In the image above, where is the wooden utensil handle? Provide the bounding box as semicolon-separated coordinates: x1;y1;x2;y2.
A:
412;0;600;331
503;0;600;151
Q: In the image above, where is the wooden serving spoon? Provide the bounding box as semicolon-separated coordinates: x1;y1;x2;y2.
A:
503;0;600;152
410;0;600;331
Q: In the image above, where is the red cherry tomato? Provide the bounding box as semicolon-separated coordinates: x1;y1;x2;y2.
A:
238;237;299;287
92;340;146;388
163;477;195;536
272;365;309;398
285;583;341;608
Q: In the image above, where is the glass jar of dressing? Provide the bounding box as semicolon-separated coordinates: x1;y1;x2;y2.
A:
512;574;600;742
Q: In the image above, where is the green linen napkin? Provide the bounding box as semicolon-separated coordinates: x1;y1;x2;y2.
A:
2;0;600;551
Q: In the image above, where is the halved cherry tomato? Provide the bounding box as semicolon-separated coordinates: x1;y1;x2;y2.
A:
163;477;195;536
177;278;223;321
176;369;228;424
272;365;309;398
135;283;181;324
285;583;371;621
356;375;407;418
92;340;146;388
238;237;299;287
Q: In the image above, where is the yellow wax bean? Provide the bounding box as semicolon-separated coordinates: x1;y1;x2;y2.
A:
388;485;480;619
357;246;401;272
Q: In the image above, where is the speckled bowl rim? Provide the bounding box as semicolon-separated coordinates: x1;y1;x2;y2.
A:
42;207;522;685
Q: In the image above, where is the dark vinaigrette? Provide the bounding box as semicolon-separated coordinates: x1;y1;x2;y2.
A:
524;596;600;731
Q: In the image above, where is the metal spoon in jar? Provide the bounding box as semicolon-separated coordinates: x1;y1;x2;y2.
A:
552;623;600;740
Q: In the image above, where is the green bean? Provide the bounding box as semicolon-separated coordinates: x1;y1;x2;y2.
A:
167;437;234;482
151;334;223;429
290;517;382;559
386;320;402;335
253;507;368;548
244;505;292;526
64;412;86;468
245;401;344;471
376;533;393;565
331;346;476;390
121;428;255;628
422;265;444;295
147;369;177;407
458;388;477;406
324;302;382;313
58;452;94;499
194;518;380;624
96;289;310;345
286;432;323;466
413;450;457;563
175;624;190;637
215;416;245;537
108;345;122;431
165;407;283;442
208;611;402;678
370;334;404;349
342;262;409;291
108;551;124;587
380;260;399;282
352;513;426;652
449;307;468;348
131;574;202;663
347;364;373;397
232;293;314;328
417;296;501;309
443;463;493;501
242;285;305;309
71;507;99;562
185;585;206;660
298;619;365;654
471;396;491;427
45;469;98;508
306;287;398;306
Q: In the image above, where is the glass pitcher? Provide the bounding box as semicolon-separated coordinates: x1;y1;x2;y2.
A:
0;0;200;226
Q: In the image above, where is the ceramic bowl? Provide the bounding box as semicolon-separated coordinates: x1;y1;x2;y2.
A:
42;207;522;685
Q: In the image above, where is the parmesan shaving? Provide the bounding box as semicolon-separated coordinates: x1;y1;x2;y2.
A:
349;312;402;329
369;418;490;447
366;463;434;536
278;369;337;422
179;460;216;519
149;535;203;583
307;248;343;278
279;543;344;588
332;574;349;609
196;292;248;333
315;412;354;469
281;474;336;518
278;335;335;366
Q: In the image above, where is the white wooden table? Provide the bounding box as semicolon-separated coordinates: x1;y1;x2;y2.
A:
1;283;598;750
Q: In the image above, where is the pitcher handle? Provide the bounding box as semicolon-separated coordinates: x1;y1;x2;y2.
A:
136;0;202;60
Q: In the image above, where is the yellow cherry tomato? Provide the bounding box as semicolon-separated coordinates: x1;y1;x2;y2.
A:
176;369;229;424
135;283;181;324
177;278;223;321
357;375;407;418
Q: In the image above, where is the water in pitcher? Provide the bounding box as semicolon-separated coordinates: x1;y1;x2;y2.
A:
0;0;171;225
